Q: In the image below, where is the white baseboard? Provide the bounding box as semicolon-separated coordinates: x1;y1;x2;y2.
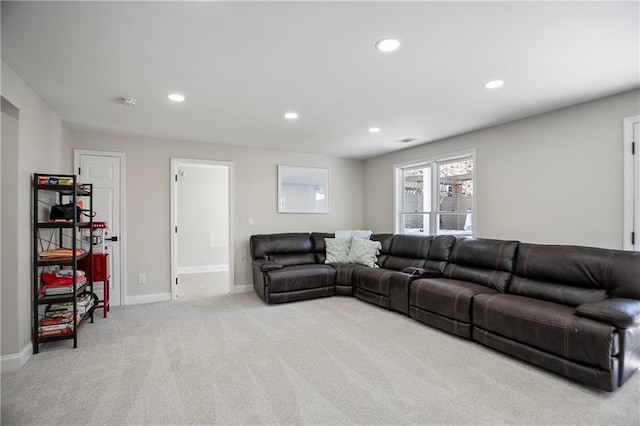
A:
125;292;172;305
234;284;253;294
177;264;229;274
1;342;33;373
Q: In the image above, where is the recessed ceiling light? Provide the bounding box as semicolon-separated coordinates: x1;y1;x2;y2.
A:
284;112;298;119
168;93;185;102
368;127;381;133
484;80;505;89
375;38;400;52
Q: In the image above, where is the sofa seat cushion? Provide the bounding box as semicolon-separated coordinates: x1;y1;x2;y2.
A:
265;264;335;293
474;294;619;371
353;266;394;296
410;278;499;323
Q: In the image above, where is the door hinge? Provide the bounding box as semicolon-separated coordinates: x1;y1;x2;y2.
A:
632;141;635;155
175;226;178;233
175;174;178;182
632;232;635;245
78;167;81;175
176;277;178;286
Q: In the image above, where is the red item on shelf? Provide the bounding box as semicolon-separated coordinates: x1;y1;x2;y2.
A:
41;271;85;286
38;328;73;337
77;253;110;318
80;221;107;229
78;254;108;282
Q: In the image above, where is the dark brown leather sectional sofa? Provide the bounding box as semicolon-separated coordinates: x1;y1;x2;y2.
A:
250;232;640;391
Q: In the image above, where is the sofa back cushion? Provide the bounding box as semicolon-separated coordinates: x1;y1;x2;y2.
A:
510;243;640;306
371;234;395;266
425;235;456;272
250;233;316;266
609;250;640;299
311;232;334;263
444;237;519;292
379;235;431;271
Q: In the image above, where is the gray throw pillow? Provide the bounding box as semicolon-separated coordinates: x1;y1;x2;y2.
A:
324;238;351;264
348;237;382;268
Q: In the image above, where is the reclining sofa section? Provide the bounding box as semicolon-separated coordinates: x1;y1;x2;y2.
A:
250;232;640;391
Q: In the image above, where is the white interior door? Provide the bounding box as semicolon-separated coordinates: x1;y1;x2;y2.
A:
74;150;125;305
624;116;640;251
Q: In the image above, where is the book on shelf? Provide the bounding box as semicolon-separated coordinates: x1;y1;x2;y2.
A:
47;293;94;314
45;309;75;319
38;310;75;331
38;327;73;338
40;312;74;326
37;176;73;186
39;323;73;332
42;286;78;296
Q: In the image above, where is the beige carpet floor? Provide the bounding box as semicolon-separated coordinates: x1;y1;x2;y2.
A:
2;293;639;425
177;272;230;300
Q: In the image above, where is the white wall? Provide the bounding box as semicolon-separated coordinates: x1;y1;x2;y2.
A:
1;100;20;362
177;165;229;269
363;89;640;249
1;61;72;364
69;130;364;298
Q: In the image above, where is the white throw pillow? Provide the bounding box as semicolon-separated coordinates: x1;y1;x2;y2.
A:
324;238;351;264
335;230;373;240
348;237;382;268
335;230;353;239
352;230;373;240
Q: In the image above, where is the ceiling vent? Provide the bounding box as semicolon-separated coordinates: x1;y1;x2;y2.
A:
120;97;136;107
396;137;416;143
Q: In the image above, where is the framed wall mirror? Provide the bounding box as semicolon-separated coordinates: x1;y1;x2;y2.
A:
278;165;330;213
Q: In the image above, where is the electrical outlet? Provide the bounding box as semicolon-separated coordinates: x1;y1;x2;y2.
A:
138;273;146;284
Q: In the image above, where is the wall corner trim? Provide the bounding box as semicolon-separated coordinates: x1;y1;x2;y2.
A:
1;342;33;373
125;292;172;305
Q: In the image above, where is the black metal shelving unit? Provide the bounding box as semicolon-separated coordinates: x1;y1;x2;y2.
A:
32;173;94;353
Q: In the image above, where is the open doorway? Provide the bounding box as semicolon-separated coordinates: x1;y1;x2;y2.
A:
171;158;233;300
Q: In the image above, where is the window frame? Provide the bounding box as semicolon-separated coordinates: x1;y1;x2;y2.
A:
394;149;476;236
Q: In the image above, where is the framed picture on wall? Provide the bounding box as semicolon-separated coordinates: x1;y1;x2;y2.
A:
277;165;330;214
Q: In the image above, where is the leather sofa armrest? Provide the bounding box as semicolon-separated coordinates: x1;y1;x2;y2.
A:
575;299;640;329
260;261;284;272
402;267;443;278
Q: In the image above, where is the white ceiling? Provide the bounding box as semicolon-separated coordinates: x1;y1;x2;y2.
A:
2;1;638;160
